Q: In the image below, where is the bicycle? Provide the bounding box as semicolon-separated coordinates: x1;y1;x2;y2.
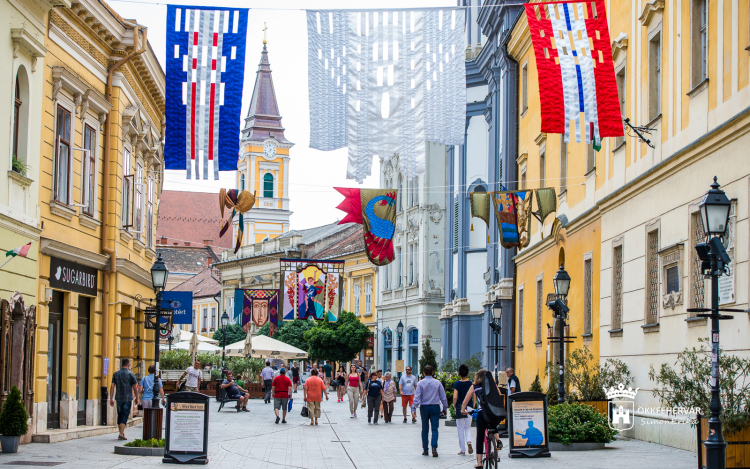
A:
483;423;503;469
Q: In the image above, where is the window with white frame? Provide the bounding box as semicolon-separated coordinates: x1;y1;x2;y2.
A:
202;307;207;331
83;125;96;215
54;105;72;204
365;283;371;315
646;229;660;325
536;278;543;343
395;247;402;287
354;284;361;316
408;244;414;285
560;136;567;191
191;308;196;331
382;265;389;290
691;0;708;87
240;173;245;191
583;259;593;335
539;150;546;189
342;281;347;308
649;31;662;120
211;307;216;329
398;175;403;211
147;177;154;248
616;67;626;147
522;63;528;113
612;244;624;330
122;148;133;228
517;287;524;347
135;163;143;234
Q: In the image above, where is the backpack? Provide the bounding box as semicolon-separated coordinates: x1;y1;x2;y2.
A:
478;372;507;424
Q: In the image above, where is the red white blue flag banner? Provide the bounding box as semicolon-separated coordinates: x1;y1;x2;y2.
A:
524;0;623;144
165;6;248;179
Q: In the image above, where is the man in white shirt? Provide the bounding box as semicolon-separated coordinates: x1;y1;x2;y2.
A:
180;360;202;392
261;362;275;404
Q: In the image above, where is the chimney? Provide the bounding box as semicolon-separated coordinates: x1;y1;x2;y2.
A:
207;257;212;266
185;241;191;246
161;237;167;244
203;239;211;246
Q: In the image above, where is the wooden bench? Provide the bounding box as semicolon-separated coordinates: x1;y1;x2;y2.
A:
217;386;241;412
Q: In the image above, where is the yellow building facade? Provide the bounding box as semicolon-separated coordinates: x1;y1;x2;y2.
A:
339;249;378;368
235;43;292;245
34;1;164;433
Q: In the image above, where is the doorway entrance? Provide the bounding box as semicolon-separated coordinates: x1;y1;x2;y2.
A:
47;291;64;430
76;297;90;426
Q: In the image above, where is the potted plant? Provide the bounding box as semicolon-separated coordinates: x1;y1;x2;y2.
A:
11;155;30;177
0;386;29;453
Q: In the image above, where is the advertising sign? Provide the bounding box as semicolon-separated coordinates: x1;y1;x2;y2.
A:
162;291;193;324
163;392;209;464
507;391;550;459
48;256;97;296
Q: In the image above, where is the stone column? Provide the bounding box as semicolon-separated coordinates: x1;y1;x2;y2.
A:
60;293;78;429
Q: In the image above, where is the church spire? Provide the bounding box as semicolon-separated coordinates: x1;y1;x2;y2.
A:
241;43;289;143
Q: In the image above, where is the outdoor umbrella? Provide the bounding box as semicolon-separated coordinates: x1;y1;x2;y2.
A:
189;333;200;363
243;333;252;357
249;334;307;360
175;329;219;345
223;338;248;357
163;340;221;353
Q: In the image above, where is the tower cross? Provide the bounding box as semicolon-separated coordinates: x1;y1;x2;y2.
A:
262;22;267;44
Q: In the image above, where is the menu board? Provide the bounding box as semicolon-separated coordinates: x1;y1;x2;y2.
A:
512;400;546;447
168;403;205;452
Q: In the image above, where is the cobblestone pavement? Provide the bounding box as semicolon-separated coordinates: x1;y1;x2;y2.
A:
1;394;697;468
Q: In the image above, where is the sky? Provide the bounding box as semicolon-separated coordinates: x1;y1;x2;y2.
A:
110;0;456;230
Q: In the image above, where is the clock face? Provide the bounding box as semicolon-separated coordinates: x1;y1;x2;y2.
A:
263;141;277;159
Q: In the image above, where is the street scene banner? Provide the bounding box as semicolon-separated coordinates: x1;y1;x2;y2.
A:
161;291;193;324
280;259;344;322
307;9;466;182
334;188;397;266
234;289;279;334
524;1;623;144
165;6;249;179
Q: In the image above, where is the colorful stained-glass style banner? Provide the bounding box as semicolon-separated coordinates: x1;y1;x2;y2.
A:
165;6;249;179
334;188;397;266
524;1;622;144
234;289;279;335
280;259;344;322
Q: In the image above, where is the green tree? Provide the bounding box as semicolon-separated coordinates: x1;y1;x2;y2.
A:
529;373;544;393
258;319;314;351
303;311;371;362
418;339;438;375
0;386;28;436
215;323;246;347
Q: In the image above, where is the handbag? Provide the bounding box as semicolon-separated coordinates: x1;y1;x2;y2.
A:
361;399;366;409
288;397;293;412
301;405;309;418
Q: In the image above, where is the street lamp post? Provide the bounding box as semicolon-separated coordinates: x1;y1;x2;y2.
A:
396;320;404;381
489;300;503;384
220;311;230;379
548;264;571;405
693;177;733;469
149;252;169;409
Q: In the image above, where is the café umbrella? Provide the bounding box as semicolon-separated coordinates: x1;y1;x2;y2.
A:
247;335;308;360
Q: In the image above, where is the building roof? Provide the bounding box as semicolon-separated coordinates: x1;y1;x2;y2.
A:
313;226;365;259
278;221;355;245
159;246;220;275
156;190;232;249
172;266;222;299
242;44;290;144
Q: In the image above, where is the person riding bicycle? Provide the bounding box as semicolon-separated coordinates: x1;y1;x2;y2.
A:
460;369;505;469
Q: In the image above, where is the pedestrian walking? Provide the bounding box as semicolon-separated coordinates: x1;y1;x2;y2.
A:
335;366;347;402
261;361;274;404
412;365;448;457
452;364;474;455
365;372;384;424
303;369;328;425
139;364;165;409
381;372;397;423
291;362;300;394
179;359;202;392
322;360;333;389
399;366;419;423
221;371;250;412
346;364;363;418
460;369;491;469
271;368;292;424
109;358;138;440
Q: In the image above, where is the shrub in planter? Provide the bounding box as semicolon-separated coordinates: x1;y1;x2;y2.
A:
0;386;29;453
529;373;544;393
159;349;191;370
548;403;617;445
124;438;165;448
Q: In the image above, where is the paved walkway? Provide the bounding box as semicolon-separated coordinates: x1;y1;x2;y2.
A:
1;394;697;468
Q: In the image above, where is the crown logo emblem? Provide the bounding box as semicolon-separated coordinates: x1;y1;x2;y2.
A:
604;383;639;400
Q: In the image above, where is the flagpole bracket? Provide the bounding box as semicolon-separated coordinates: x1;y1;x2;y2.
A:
624;118;656;149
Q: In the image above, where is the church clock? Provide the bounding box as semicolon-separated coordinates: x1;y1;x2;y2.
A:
263;140;277;159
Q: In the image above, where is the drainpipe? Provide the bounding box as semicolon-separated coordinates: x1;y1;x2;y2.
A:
101;24;148;386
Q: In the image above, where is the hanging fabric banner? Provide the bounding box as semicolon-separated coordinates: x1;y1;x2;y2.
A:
334;188;397;266
307;9;466;182
469;192;491;226
492;190;533;249
235;289;279;335
219;189;256;253
524;1;622;144
165;6;249;179
534;187;557;227
280;259;344;322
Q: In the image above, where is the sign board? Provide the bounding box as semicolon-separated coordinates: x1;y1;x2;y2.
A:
507;392;550;459
48;256;98;296
162;291;193;324
365;348;373;358
163;392;209;464
719;201;736;305
395;360;404;373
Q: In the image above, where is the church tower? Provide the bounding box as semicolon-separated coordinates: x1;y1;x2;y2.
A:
235;35;293;245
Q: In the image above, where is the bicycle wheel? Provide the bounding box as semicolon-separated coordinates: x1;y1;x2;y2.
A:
483;436;497;469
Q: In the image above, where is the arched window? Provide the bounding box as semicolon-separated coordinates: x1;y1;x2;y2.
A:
240;173;245;191
263;173;274;198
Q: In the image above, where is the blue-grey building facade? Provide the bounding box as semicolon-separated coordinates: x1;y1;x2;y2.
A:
440;2;524;377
